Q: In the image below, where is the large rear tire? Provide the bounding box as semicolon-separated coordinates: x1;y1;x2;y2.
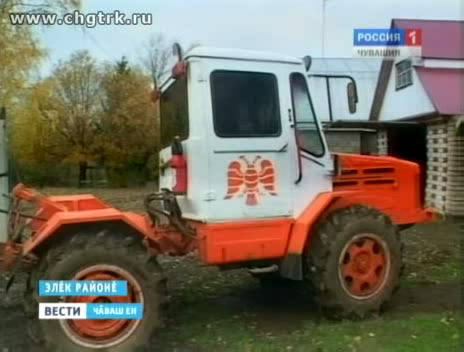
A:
305;206;402;319
25;226;167;352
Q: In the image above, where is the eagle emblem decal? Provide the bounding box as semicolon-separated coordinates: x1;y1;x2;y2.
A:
224;156;277;206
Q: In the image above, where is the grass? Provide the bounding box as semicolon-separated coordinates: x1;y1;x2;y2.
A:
157;307;462;352
154;210;462;352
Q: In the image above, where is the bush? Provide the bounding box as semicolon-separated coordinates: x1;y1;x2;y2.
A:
12;163;72;187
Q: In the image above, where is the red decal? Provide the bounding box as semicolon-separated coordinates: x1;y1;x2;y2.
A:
224;156;278;206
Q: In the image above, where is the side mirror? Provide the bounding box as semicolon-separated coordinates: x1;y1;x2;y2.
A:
171;42;187;79
347;81;358;114
172;61;187;79
172;43;183;62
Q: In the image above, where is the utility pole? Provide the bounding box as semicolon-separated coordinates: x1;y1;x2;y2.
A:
321;0;329;57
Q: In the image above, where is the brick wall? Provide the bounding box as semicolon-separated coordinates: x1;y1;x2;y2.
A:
425;117;464;216
425;122;449;213
446;116;464;216
377;130;388;156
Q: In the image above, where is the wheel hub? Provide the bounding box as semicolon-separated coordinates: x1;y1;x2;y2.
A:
353;253;370;273
339;234;390;299
59;265;144;349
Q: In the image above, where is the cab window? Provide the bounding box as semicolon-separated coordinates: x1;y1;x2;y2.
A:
211;70;281;138
160;76;189;148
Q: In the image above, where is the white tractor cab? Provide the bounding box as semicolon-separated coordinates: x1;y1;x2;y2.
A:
158;46;357;223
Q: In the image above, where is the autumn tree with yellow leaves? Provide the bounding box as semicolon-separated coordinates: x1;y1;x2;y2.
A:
2;0;172;186
0;0;80;107
97;57;158;186
36;50;103;184
1;0;81;184
14;52;160;186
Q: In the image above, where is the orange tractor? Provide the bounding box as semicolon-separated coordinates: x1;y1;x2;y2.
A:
0;46;435;351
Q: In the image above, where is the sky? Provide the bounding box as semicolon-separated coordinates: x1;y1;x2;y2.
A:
37;0;462;75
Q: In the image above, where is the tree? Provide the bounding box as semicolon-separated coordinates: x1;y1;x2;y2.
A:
11;53;159;187
0;0;81;107
10;79;54;164
98;57;158;186
140;33;172;89
116;56;131;75
140;34;201;89
0;5;43;108
2;0;83;185
9;79;56;186
37;50;103;184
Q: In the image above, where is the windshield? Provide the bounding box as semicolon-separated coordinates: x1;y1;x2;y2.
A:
160;75;189;149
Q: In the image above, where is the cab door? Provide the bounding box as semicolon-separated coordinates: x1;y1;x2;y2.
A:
289;72;333;217
205;63;293;222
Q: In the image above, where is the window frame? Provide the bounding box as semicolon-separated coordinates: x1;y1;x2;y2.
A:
395;59;413;91
210;69;282;138
289;72;326;158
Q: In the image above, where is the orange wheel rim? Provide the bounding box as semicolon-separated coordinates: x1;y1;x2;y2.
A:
59;265;144;349
338;234;390;299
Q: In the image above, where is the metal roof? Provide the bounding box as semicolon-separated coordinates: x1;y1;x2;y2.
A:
416;67;464;115
186;46;302;64
310;58;381;74
393;19;464;60
370;19;464;120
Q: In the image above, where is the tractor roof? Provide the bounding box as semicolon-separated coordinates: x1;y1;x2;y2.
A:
185;46;303;65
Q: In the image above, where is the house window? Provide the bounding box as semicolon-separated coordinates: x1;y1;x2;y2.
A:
395;59;413;90
210;70;281;138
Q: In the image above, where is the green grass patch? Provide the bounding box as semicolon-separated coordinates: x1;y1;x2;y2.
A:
156;311;462;352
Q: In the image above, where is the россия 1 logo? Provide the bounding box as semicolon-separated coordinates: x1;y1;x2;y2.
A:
353;28;422;58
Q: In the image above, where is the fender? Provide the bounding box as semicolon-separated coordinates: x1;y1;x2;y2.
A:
22;208;152;255
280;191;356;280
7;184;154;256
280;188;436;280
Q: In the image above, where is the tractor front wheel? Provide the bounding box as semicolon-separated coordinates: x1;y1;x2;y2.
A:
305;206;402;319
26;227;167;352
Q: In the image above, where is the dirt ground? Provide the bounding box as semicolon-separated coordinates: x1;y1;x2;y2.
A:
0;188;462;351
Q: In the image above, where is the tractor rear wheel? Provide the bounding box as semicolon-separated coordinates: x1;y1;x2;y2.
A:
305;206;402;319
25;227;167;352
